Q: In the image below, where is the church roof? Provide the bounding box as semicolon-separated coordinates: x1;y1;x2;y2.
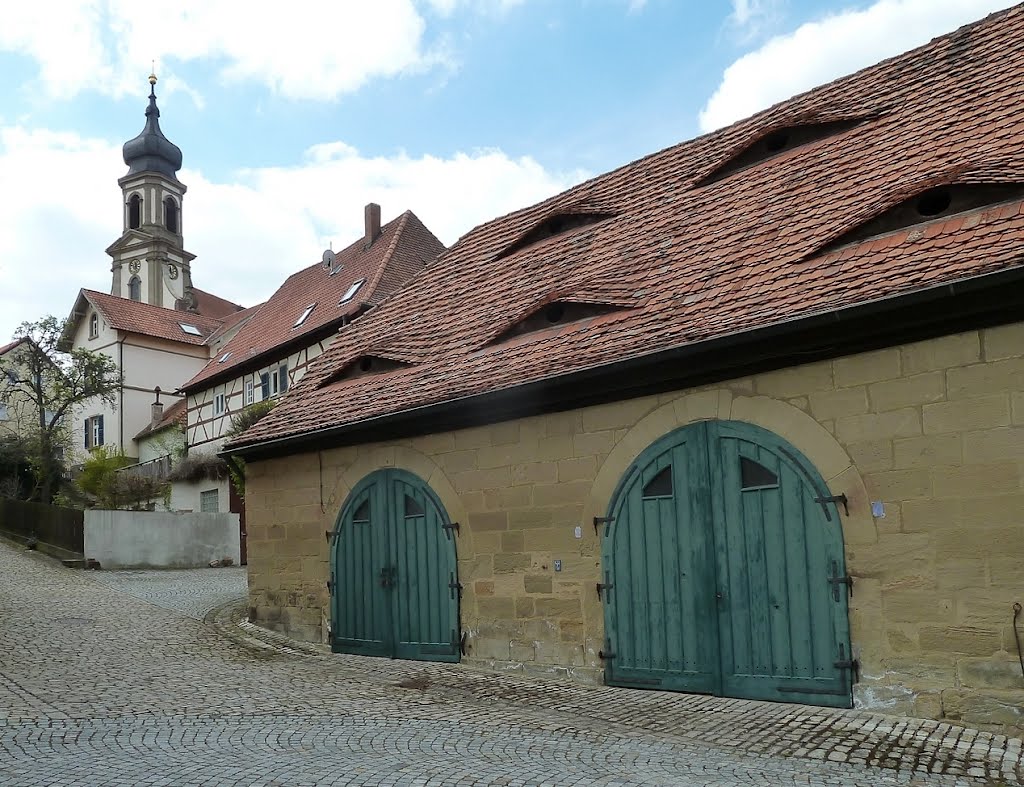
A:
192;288;245;321
74;290;225;346
181;209;444;392
122;76;183;180
226;6;1024;455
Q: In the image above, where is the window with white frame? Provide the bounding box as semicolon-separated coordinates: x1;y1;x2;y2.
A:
278;364;289;393
200;489;219;513
85;415;104;449
245;380;254;405
214;393;226;416
259;372;270;400
89;313;99;339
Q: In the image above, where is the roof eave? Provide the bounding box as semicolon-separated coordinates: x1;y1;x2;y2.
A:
222;262;1024;463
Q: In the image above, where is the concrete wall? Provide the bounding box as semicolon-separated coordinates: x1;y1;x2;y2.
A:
85;510;240;568
244;322;1024;734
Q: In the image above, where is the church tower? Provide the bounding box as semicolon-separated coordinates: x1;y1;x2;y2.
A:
106;73;198;311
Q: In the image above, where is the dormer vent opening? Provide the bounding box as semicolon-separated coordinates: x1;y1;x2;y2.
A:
698;118;865;186
488;300;629;346
819;182;1024;255
319;354;414;388
495;212;616;260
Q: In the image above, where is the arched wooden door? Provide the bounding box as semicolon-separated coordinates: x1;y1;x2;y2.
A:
330;469;460;662
601;420;853;707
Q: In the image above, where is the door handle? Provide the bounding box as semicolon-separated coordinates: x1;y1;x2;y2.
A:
715;591;724;601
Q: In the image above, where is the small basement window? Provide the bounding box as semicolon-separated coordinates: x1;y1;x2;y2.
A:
339;279;365;305
179;323;202;336
293;303;317;328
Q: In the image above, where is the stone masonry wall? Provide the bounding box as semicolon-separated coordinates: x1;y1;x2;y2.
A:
244;322;1024;734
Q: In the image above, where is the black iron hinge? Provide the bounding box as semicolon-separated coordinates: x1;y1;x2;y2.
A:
815;493;849;518
594;516;614;537
834;644;860;684
326;577;333;594
596;582;614;600
325;530;336;542
449;572;463;600
598;640;615;660
442;521;460;539
828;559;854;601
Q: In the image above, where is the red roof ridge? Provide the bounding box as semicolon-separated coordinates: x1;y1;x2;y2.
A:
363;210;413;299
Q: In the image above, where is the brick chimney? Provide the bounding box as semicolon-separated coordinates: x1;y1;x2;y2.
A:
364;202;381;248
151;386;163;427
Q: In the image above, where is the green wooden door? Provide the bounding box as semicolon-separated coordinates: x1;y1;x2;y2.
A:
602;421;852;708
331;470;460;662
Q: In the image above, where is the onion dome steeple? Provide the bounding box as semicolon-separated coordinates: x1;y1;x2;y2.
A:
122;73;183;180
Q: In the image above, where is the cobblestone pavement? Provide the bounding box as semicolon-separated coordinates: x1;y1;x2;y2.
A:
0;540;1020;787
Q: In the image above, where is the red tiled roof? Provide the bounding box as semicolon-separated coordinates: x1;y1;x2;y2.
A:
205;302;263;347
193;288;244;320
0;339;25;356
83;290;225;345
134;398;187;440
182;210;443;391
231;6;1024;450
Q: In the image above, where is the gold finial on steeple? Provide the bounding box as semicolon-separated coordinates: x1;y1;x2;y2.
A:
149;61;157;86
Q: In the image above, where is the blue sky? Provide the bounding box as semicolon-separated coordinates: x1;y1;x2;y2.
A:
0;0;1015;341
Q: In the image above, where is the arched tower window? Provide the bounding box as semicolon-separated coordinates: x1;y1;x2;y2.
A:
128;276;142;302
128;194;142;229
164;197;178;233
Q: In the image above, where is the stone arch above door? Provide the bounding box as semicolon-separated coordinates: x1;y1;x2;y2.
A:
586;390;876;550
325;444;467;544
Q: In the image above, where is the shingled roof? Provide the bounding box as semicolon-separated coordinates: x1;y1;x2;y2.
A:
228;6;1024;454
74;290;225;345
181;209;444;391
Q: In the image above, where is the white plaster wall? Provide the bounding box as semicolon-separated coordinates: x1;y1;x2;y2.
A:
68;310;120;465
84;509;240;568
170;477;230;514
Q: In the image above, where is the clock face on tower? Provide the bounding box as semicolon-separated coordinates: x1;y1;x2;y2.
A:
128;259;141;275
167;264;179;280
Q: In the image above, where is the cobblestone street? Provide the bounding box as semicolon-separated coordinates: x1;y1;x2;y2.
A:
0;540;1020;787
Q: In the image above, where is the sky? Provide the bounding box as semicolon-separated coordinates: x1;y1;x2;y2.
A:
0;0;1016;342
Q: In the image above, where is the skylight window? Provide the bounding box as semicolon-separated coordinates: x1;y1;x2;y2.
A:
179;323;202;336
339;279;365;305
218;352;232;363
293;303;317;328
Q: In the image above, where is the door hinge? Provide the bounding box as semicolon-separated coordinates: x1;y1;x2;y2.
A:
598;642;616;660
593;516;614;537
834;643;860;684
596;570;614;601
442;521;460;539
814;493;849;518
828;559;854;601
327;576;334;594
325;529;336;542
449;572;463;600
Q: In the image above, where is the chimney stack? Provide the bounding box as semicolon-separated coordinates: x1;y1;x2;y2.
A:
151;386;163;427
364;203;381;248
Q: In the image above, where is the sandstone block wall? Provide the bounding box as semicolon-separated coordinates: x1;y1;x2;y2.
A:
245;322;1024;734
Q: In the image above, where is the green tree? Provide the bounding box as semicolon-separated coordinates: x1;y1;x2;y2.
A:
222;399;276;497
0;317;121;503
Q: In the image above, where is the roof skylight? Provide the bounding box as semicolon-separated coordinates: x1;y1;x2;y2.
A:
179;323;202;336
218;352;232;363
339;279;365;305
293;303;317;328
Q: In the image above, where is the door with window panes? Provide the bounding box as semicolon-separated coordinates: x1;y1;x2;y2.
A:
601;421;852;707
330;469;460;662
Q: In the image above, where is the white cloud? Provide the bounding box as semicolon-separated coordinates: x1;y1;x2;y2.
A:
2;0;451;101
700;0;1018;132
0;126;587;342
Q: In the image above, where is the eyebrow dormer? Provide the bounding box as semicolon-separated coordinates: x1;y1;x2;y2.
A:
487;300;628;346
819;182;1024;254
320;355;414;388
496;212;615;260
698;118;865;186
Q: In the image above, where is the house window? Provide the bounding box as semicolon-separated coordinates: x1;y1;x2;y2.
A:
89;313;99;339
128;276;142;302
200;489;219;513
214;393;226;416
259;372;270;400
128;194;142;229
339;278;365;305
85;415;104;449
245;380;254;405
278;364;289;393
164;197;179;233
